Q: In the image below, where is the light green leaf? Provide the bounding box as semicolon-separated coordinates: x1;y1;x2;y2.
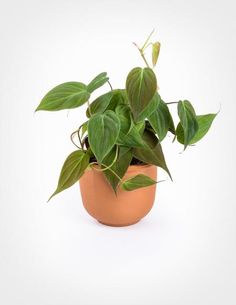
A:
121;174;156;191
88;110;120;163
176;113;217;145
36;82;90;111
48;150;90;201
148;99;175;141
86;91;113;117
133;130;172;179
178;100;198;148
87;72;109;93
103;146;132;192
152;42;161;67
126;67;157;121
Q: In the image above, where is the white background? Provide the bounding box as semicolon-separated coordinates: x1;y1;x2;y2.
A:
0;0;236;304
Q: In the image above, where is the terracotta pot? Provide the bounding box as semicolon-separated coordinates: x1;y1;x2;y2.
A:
79;164;157;227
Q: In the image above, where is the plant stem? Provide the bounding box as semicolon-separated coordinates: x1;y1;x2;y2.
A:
108;80;113;90
166;101;178;105
87;99;92;117
70;131;81;149
141;29;155;50
133;42;150;68
90;161;122;181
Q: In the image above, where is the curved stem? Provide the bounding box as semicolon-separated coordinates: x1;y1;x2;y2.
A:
87;99;92;117
70;124;85;151
108;80;113;90
70;131;80;149
90;162;122;181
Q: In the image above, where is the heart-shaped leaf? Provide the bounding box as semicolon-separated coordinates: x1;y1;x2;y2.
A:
152;42;161;67
36;82;90;111
133;130;172;179
48;150;90;201
178;100;198;149
126;67;157;121
103;146;132;192
88;110;120;163
176;113;217;145
121;174;156;191
87;72;109;93
148;99;175;141
86;91;113;117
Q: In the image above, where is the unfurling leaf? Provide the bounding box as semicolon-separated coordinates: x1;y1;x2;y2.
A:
121;174;156;191
152;42;161;67
87;72;109;93
148;99;175;141
177;100;198;149
48;150;90;201
176;113;217;145
88;110;120;163
36;82;90;111
126;67;157;121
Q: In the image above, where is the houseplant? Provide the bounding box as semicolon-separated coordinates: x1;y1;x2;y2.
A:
36;32;217;226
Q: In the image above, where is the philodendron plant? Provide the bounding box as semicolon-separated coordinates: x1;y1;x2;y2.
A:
36;32;217;201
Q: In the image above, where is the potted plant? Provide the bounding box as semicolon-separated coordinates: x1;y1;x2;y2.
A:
35;32;217;226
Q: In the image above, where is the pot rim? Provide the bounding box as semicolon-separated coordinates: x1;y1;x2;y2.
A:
91;163;155;173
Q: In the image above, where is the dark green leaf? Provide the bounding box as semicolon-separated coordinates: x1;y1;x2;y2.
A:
176;113;217;145
126;67;157;121
36;82;90;111
88;110;120;163
133;130;172;179
87;72;109;93
152;42;161;67
178;100;198;148
148;99;175;141
138;92;161;122
48;150;90;201
115;104;146;148
121;174;156;191
103;146;132;192
86;91;113;117
107;89;128;111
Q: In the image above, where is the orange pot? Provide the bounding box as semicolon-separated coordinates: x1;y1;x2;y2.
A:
79;164;157;227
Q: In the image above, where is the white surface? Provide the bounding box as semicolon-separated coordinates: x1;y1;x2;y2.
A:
0;0;236;304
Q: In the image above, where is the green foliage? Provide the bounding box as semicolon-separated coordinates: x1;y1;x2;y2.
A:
87;110;120;163
103;146;132;192
126;67;157;121
121;174;156;191
48;150;90;201
148;97;175;141
36;32;217;199
176;113;217;145
177;100;199;149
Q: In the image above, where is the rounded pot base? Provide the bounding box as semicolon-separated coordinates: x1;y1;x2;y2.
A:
98;219;140;227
